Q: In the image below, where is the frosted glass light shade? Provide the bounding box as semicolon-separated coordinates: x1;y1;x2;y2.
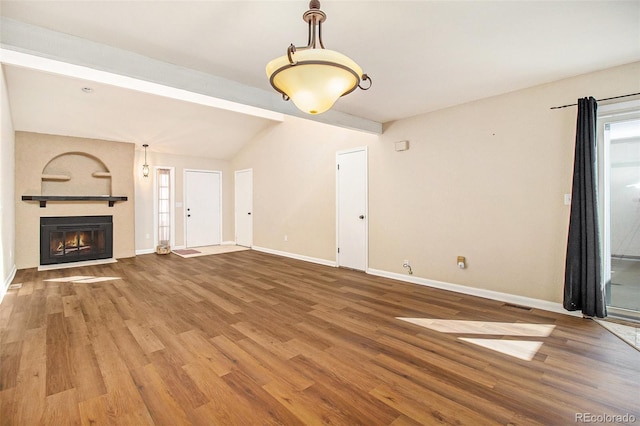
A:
266;49;363;115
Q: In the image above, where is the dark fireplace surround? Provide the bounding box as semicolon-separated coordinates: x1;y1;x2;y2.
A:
40;216;113;265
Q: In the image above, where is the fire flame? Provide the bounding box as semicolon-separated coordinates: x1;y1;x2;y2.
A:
56;233;88;252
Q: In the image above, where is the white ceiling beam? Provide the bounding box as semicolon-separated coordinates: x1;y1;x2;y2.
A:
0;48;285;123
0;18;382;135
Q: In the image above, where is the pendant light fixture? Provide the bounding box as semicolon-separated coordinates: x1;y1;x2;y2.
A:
142;144;149;178
266;0;371;115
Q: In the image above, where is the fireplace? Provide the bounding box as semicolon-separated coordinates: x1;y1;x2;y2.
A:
40;216;113;265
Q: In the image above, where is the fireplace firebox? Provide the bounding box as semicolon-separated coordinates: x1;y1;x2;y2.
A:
40;216;113;265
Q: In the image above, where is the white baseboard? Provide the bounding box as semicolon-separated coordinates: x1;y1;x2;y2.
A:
130;242;581;318
222;241;236;246
0;264;17;304
246;249;574;317
367;268;579;317
251;246;337;268
135;248;156;255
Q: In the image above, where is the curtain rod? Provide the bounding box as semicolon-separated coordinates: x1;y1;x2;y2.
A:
550;92;640;110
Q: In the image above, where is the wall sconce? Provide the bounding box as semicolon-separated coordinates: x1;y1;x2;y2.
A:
142;144;149;178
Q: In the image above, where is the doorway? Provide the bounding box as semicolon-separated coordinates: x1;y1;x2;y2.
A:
599;103;640;319
336;147;368;271
235;169;253;247
184;170;222;248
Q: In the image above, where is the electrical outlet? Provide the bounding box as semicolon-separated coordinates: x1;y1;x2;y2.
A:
457;256;466;269
403;259;409;267
284;235;288;242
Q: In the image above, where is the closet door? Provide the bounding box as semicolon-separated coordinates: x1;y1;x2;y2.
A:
336;148;368;271
235;169;253;247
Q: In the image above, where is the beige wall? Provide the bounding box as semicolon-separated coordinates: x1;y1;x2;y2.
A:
15;132;135;269
7;61;639;304
1;66;16;290
134;150;233;252
371;62;639;303
233;62;640;304
232;116;377;260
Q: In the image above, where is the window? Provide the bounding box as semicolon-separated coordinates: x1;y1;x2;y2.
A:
598;101;640;319
156;167;174;248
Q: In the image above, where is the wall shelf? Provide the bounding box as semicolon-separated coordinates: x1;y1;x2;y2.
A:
41;174;71;181
92;172;112;178
22;195;128;208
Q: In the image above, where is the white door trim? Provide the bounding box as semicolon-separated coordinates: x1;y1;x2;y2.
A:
336;146;368;271
183;169;223;248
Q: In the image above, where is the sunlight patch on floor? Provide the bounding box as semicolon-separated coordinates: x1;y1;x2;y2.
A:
45;276;121;283
398;318;555;337
459;338;543;361
397;317;555;361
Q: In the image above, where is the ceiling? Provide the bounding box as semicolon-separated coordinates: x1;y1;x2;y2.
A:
1;1;639;159
3;65;281;159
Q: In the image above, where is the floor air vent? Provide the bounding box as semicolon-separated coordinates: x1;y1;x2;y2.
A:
503;303;532;311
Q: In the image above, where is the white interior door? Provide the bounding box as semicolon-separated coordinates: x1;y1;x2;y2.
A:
337;148;368;270
235;169;253;247
185;170;221;248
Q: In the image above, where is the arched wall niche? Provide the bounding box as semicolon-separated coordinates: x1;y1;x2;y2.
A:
41;151;112;196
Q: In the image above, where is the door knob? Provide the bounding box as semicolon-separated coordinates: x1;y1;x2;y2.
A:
187;214;191;217
248;212;252;215
359;215;365;219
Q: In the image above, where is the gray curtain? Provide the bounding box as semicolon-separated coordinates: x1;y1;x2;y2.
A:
564;97;606;318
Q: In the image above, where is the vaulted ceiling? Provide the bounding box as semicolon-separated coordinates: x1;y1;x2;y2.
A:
1;1;639;159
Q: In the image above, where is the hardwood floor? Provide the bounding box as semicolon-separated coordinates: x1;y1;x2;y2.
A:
1;250;638;425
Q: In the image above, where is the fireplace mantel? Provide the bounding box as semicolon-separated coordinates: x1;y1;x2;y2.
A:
22;195;128;208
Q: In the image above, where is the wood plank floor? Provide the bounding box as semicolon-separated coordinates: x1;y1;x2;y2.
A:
1;250;638;425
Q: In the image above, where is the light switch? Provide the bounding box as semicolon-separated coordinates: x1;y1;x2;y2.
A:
564;194;571;205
